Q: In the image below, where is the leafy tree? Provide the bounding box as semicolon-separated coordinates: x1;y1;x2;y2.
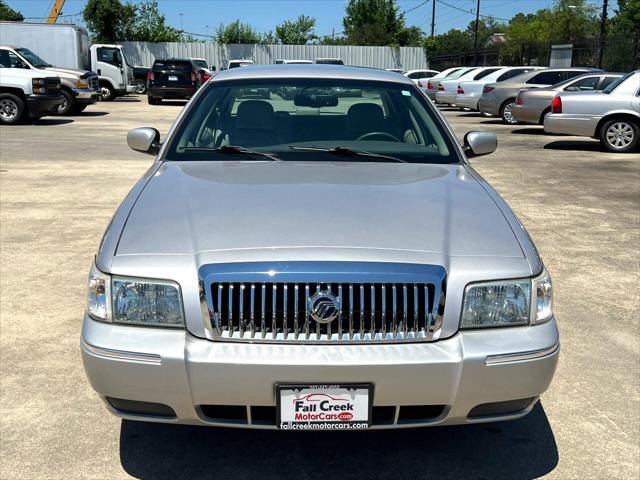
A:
261;31;277;44
216;20;261;44
343;0;405;46
547;0;598;43
275;15;316;44
128;0;181;42
424;29;473;56
610;0;640;35
0;0;23;21
396;25;424;47
82;0;136;42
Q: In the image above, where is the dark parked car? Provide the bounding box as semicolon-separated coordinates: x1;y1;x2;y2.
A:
133;66;150;94
147;58;201;105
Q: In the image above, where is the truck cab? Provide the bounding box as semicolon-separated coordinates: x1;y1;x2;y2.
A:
90;44;135;100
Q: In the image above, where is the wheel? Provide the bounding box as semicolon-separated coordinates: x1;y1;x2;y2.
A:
600;119;639;153
0;93;25;125
99;84;115;101
134;79;146;94
55;89;75;115
148;96;161;105
500;98;518;125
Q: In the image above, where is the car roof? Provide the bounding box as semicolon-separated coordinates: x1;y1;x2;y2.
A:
212;64;415;85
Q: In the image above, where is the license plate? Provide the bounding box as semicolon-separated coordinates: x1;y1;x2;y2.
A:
276;384;371;430
168;75;178;81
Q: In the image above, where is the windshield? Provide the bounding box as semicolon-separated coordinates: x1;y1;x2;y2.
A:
603;71;633;94
166;79;458;164
15;47;51;67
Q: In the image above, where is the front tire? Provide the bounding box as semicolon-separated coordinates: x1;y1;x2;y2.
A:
0;93;25;125
500;98;518;125
99;83;115;101
600;119;639;153
55;89;75;115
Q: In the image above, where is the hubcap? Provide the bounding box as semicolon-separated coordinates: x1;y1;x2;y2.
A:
503;102;516;124
606;122;634;149
100;87;111;99
135;81;145;94
0;99;18;121
59;96;68;112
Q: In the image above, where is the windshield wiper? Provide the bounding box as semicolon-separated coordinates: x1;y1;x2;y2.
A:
182;145;280;161
289;146;406;163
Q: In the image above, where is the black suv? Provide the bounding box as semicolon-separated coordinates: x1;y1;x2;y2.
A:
147;58;201;105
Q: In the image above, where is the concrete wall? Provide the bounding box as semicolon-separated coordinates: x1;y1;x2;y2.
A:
120;42;429;70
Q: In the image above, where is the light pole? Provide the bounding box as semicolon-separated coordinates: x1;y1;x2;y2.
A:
179;13;183;31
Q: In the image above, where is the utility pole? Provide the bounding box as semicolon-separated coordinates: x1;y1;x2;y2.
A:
473;0;481;65
430;0;436;38
597;0;608;69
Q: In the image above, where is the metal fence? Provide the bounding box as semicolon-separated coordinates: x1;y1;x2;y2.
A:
120;42;430;70
428;34;639;72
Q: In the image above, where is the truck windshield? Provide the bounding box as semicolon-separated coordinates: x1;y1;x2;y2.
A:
15;48;51;68
166;78;458;164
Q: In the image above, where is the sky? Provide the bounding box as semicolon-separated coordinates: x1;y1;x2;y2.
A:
9;0;616;39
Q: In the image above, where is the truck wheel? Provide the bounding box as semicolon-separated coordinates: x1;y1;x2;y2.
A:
55;90;75;115
134;80;146;94
148;96;161;105
100;84;115;101
600;119;639;153
500;98;518;125
0;93;25;125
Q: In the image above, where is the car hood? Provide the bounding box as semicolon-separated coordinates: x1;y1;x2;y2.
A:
44;66;89;79
116;161;524;259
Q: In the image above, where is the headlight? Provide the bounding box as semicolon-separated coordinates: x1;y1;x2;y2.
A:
461;279;531;328
532;269;553;324
87;263;111;321
76;79;89;89
112;277;184;327
461;269;554;328
86;263;184;327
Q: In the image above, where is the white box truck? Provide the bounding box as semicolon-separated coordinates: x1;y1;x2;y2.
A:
0;22;135;100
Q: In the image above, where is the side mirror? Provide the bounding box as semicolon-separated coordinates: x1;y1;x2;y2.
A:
463;131;498;158
127;127;161;155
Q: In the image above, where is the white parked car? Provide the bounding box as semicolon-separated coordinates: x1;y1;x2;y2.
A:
544;71;640;153
227;59;254;69
275;59;313;64
426;67;478;101
404;69;439;88
456;66;544;111
436;67;505;107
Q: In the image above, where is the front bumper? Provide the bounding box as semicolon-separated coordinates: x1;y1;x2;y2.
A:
478;96;500;116
73;88;100;105
81;314;559;429
26;94;64;117
544;113;600;137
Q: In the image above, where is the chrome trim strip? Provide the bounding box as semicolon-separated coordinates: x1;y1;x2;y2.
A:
485;343;560;365
82;339;161;365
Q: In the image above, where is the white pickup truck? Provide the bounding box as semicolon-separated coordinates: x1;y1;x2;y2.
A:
0;67;63;124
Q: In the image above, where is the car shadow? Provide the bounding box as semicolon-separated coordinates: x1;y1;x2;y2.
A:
77;111;109;117
32;118;74;125
543;140;602;151
479;119;505;125
458;112;483;118
119;402;558;480
511;127;548;135
113;97;141;103
157;100;189;107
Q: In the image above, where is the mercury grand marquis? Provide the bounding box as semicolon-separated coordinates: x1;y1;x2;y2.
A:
81;64;559;430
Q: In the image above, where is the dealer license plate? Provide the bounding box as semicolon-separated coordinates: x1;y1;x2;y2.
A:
168;75;178;81
277;384;371;430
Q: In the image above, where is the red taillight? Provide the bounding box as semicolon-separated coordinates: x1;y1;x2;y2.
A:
427;81;433;90
483;86;494;94
147;71;154;81
515;96;524;105
417;80;423;88
191;72;197;82
202;72;211;82
551;96;562;113
438;84;444;91
457;84;464;94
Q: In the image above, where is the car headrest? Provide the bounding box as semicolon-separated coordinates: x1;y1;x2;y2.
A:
346;103;385;131
236;100;275;130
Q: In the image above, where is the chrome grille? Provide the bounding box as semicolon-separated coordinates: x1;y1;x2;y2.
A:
199;262;446;344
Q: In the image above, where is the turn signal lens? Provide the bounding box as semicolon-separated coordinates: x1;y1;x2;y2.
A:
438;84;445;91
457;85;464;94
532;269;553;324
87;263;111;322
551;96;562;113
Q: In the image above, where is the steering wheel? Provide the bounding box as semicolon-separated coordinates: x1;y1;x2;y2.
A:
356;131;402;142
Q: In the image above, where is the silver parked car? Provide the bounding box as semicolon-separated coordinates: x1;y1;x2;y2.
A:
82;65;558;430
478;67;598;124
513;72;623;125
544;71;640;153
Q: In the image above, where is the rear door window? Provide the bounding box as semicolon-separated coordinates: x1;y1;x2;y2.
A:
472;67;502;80
565;76;599;91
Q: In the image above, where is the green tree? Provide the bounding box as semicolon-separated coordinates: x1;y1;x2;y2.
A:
128;0;181;42
275;15;316;44
396;25;424;47
610;0;640;35
0;0;23;21
82;0;136;42
342;0;405;45
424;29;473;56
548;0;598;43
216;20;260;44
